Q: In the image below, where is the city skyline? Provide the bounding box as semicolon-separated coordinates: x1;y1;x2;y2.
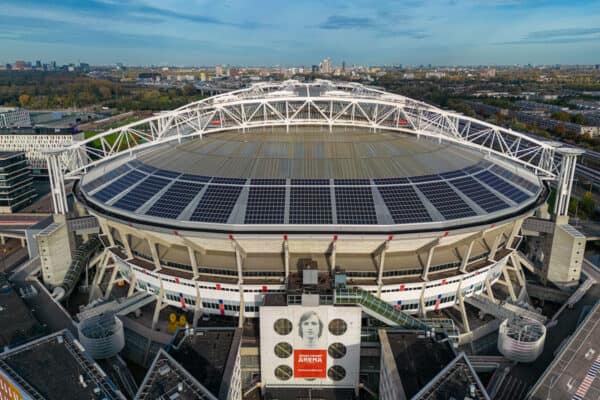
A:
1;0;600;66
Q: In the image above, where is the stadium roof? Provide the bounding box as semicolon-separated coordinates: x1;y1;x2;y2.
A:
79;125;543;233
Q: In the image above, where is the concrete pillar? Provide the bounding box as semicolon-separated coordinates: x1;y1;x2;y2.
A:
148;239;162;271
488;232;503;262
506;220;523;249
460;240;474;273
118;229;133;258
20;238;26;247
283;238;290;283
456;282;470;333
104;265;120;300
0;236;5;245
376;240;389;298
502;264;517;301
330;239;337;273
238;286;245;328
127;273;137;297
509;253;525;287
421;246;436;281
99;220;115;246
419;285;427;318
193;283;203;327
188;247;199;278
151;282;164;330
484;277;495;302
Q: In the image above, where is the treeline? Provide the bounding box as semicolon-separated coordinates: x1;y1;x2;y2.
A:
0;71;204;111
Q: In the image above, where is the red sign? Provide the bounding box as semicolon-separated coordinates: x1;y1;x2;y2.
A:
294;350;327;378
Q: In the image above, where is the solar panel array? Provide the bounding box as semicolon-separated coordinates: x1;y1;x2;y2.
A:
146;181;204;219
86;159;540;226
113;176;170;211
474;170;530;203
377;185;432;223
289;186;333;224
449;176;509;213
93;170;145;202
82;164;130;192
335;187;377;224
490;165;538;194
417;181;477;219
245;187;286;224
190;185;243;223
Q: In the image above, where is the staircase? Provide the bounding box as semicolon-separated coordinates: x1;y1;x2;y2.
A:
464;294;546;323
334;287;431;331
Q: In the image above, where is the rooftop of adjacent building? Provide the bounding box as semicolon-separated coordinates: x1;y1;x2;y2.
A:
0;272;41;348
383;329;457;399
0;151;25;160
135;349;217;400
0;329;125;400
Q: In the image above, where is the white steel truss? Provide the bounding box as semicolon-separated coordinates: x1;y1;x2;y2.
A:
45;80;569;214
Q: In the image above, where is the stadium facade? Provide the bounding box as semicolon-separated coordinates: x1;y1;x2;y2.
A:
43;80;565;322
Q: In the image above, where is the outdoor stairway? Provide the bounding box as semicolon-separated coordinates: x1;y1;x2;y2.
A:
464;294;546;323
334;287;459;338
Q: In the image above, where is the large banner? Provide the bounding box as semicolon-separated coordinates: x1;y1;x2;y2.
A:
260;305;361;387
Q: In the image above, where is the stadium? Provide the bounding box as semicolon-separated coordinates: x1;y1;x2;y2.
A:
48;80;565;323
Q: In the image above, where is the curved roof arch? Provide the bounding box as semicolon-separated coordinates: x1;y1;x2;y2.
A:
52;80;562;180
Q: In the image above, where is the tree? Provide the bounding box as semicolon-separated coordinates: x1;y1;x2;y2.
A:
572;113;586;125
18;93;30;107
580;191;595;218
552;111;571;122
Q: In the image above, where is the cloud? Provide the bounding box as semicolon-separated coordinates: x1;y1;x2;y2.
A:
319;16;375;30
526;27;600;39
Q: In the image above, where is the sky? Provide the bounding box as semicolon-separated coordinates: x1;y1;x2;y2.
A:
1;0;600;66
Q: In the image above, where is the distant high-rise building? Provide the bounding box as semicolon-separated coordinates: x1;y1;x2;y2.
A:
215;64;224;77
35;60;41;69
321;58;331;74
14;61;25;70
342;61;346;73
311;65;319;74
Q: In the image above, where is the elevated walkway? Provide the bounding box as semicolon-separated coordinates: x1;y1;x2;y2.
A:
464;294;546;323
335;287;430;330
77;292;156;322
335;287;460;339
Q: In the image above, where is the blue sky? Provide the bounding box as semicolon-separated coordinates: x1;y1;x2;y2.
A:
1;0;600;66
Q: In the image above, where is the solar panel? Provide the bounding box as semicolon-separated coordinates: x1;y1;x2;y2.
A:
244;187;286;224
417;181;477;219
474;170;530;203
450;176;509;213
154;169;181;179
377;185;432;223
373;177;410;185
211;177;247;185
490;165;538;193
127;160;143;168
439;170;467;179
113;176;171;212
289;186;333;224
463;163;486;174
409;174;441;183
93;170;145;202
82;164;130;192
180;174;211;183
333;179;371;186
190;185;243;223
290;179;330;186
146;181;204;219
335;187;377;224
250;178;287;186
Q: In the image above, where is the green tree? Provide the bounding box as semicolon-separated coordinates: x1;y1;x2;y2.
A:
572;113;586;125
552;111;571;122
580;191;595;218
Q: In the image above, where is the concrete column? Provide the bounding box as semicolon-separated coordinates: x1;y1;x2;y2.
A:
283;238;290;283
484;277;495;302
104;265;120;300
99;220;115;246
487;232;503;262
419;285;427;318
0;236;5;245
506;220;523;249
460;240;474;273
376;240;389;298
455;282;470;333
127;273;137;297
421;246;436;281
151;281;164;330
238;286;245;328
188;247;199;278
148;239;162;271
118;229;133;259
502;264;517;301
193;282;203;327
330;239;337;273
234;245;244;284
20;237;26;247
